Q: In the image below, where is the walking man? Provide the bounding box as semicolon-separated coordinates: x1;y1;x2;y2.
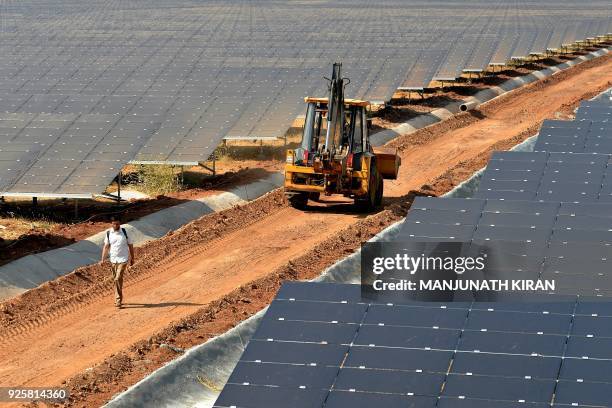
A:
99;218;134;308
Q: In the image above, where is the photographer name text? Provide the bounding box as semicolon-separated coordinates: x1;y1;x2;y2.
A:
372;279;555;292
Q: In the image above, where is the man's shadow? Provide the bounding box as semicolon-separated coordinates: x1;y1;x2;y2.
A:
120;302;203;308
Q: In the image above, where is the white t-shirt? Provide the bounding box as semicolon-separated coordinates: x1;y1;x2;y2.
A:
104;228;133;264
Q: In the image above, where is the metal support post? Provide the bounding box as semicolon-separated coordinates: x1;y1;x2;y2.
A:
117;171;121;204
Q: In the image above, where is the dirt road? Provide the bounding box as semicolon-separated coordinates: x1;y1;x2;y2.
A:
0;52;610;406
0;205;359;388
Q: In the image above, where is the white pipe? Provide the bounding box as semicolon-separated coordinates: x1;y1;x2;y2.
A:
460;100;479;112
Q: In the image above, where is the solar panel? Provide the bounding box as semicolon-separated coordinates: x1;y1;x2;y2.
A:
332;367;444;395
554;381;612;407
353;325;461;349
363;304;468;328
398;191;612;296
215;281;460;407
559;357;612;382
240;340;349;366
535;102;612;154
324;391;437;408
214;384;329;408
265;299;367;324
465;309;571;334
226;361;339;388
443;374;556;403
1;1;610;196
438;397;549;408
476;152;612;203
450;352;561;378
217;276;612;408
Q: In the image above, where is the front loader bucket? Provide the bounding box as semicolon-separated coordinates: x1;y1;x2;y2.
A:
373;147;401;179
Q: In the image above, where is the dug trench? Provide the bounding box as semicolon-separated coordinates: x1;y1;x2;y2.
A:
0;52;610;408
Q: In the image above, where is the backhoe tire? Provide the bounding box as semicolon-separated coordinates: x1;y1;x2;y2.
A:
287;192;309;210
355;164;380;212
309;192;321;202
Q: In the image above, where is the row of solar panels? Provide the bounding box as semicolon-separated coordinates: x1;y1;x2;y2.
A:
479;97;612;202
0;0;610;198
534;101;612;154
400;196;612;298
214;91;612;407
214;282;612;408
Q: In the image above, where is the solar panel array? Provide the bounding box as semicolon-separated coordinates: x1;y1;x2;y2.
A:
215;93;612;407
535;98;612;154
214;281;612;408
399;197;612;298
0;1;610;196
474;151;612;202
478;95;611;202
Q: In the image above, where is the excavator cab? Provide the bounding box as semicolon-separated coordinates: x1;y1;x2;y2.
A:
284;63;401;210
294;97;369;170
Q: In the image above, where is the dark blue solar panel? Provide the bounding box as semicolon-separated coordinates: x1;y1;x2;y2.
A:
490;151;548;162
482;199;559;214
406;208;482;225
570;315;612;337
441;374;556;403
555;214;612;231
323;391;437;408
276;282;362;303
264;300;367;323
565;336;612;359
478;212;556;228
478;179;540;193
252;319;358;344
214;384;329;408
332;367;445;395
554;381;612;407
363;304;468;329
474;190;537;201
546;241;612;259
457;331;566;355
477;150;612;203
240;340;349;365
344;346;453;372
464;310;571;335
559;202;612;217
542;257;611;274
410;197;485;212
450;353;561;379
470;301;574;314
472;225;552;243
575;300;612;316
353;325;460;349
559;358;612;382
439;398;550;407
398;223;476;240
226;361;339;388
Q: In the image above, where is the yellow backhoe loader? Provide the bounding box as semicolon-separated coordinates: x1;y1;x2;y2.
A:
284;63;401;210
